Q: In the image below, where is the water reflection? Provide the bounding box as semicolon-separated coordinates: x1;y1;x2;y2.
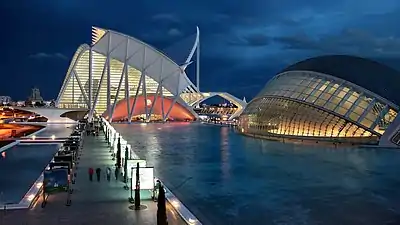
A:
113;123;400;225
220;127;230;180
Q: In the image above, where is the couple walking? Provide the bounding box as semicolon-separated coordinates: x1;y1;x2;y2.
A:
88;167;120;182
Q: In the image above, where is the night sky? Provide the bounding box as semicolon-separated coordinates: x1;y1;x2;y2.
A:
2;0;400;101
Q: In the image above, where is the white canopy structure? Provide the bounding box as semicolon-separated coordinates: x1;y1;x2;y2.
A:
56;27;245;122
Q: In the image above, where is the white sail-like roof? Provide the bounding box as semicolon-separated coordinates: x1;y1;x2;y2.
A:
92;27;195;96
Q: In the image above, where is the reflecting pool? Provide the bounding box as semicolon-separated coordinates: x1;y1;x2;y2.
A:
0;144;59;204
114;123;400;225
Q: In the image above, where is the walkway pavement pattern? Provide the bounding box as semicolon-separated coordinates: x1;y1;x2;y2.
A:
1;132;186;225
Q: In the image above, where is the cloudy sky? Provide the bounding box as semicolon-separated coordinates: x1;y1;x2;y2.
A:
2;0;400;100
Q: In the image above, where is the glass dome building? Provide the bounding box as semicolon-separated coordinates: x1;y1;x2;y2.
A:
238;55;400;146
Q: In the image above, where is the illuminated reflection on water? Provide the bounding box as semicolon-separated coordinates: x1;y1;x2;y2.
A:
114;123;400;225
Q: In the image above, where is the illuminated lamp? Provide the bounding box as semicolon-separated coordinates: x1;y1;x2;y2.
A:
146;99;152;106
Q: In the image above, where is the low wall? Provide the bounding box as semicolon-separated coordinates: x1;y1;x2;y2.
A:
0;140;20;153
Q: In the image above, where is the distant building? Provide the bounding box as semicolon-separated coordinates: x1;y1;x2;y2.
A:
16;101;25;107
0;96;12;105
28;87;43;103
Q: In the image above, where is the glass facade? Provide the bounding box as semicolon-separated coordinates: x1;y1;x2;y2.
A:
239;71;399;142
57;47;173;114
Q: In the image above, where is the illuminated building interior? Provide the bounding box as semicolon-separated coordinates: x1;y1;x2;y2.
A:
239;55;400;145
103;95;195;121
56;44;176;112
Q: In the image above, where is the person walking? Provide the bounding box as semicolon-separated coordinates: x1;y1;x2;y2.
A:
114;167;119;181
106;167;111;182
88;167;94;181
153;180;161;202
96;168;102;182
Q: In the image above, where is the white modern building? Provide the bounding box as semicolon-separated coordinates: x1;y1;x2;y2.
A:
239;55;400;147
56;27;246;122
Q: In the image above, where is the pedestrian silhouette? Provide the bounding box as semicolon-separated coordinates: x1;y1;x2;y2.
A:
96;168;101;182
88;167;94;181
115;167;119;181
106;167;111;182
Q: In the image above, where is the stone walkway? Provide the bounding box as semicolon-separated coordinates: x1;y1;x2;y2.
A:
1;132;186;225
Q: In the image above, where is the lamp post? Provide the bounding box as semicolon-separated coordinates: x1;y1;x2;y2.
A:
124;146;128;181
157;184;168;225
116;137;121;168
107;130;111;147
105;127;108;141
128;167;134;203
134;162;141;210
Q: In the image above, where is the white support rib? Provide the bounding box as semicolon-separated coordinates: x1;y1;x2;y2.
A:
73;70;91;108
160;58;165;120
160;83;164;120
90;57;109;117
164;70;181;121
88;47;93;117
128;72;143;122
72;72;74;106
128;46;146;122
164;96;177;121
125;38;130;120
184;26;199;64
56;70;74;105
56;47;88;104
109;62;127;122
147;83;162;122
106;34;111;120
142;47;148;121
159;59;165;120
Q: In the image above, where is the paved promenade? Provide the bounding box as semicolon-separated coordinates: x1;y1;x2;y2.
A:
1;132;186;225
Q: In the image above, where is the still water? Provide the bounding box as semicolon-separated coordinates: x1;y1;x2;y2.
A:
0;144;59;204
114;123;400;225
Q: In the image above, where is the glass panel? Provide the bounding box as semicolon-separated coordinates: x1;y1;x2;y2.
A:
347;91;359;103
357;96;372;109
315;98;328;107
335;106;348;115
360;118;373;128
349;111;361;122
318;81;330;92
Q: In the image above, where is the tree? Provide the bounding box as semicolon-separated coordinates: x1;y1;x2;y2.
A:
157;184;168;225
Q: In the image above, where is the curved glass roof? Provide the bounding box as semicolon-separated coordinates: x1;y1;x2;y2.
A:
280;55;400;106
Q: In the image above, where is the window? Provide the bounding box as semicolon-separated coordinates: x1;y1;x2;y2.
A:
391;130;400;146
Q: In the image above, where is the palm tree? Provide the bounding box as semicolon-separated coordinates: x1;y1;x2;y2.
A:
157;184;168;225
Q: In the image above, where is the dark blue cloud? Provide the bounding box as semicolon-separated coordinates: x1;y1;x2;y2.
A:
1;0;400;100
